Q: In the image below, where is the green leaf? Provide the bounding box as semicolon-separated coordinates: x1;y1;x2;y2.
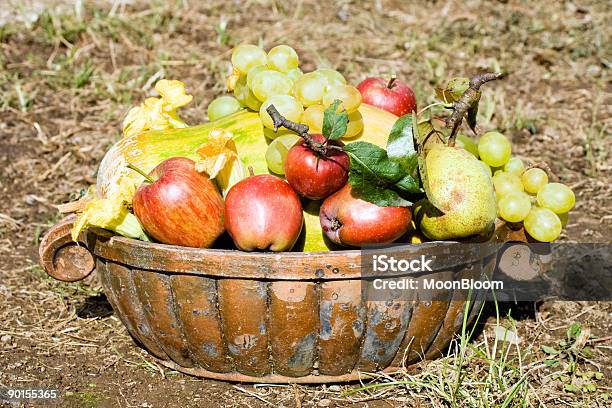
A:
415;119;447;210
344;141;411;207
322;99;348;141
395;173;420;193
541;345;558;355
435;77;469;104
386;114;421;194
564;384;579;393
544;359;560;367
344;141;403;182
567;323;581;340
387;114;417;171
348;173;412;207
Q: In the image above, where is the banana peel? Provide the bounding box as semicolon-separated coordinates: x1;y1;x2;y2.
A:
97;104;399;252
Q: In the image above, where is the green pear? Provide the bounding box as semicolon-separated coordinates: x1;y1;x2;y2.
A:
414;146;497;240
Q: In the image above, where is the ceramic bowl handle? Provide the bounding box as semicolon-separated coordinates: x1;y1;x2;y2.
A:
39;215;95;282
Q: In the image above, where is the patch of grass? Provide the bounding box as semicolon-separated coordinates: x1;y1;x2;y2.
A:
343;295;532;407
64;391;106;408
541;323;606;396
215;19;231;45
37;10;86;46
74;59;94;88
14;82;34;112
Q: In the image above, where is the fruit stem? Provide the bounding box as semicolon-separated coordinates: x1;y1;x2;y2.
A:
248;165;254;177
446;72;503;147
387;76;397;89
126;163;155;183
266;104;309;136
330;218;342;231
266;104;331;157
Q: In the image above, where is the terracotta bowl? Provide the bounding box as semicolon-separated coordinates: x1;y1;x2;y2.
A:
39;216;543;383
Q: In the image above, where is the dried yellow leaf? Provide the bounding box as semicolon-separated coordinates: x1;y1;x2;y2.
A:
195;128;238;179
122;79;192;138
226;66;240;92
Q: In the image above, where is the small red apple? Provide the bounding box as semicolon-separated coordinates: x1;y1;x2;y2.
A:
356;77;417;116
320;184;411;247
225;174;303;251
284;134;349;200
132;157;225;248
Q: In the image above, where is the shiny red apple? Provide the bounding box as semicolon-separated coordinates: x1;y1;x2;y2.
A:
356;77;417;116
225;174;303;251
320;184;412;247
284;134;349;200
132;157;225;248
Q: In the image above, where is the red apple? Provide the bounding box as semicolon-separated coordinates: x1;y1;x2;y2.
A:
132;157;225;248
225;174;303;251
284;134;349;200
320;184;411;247
356;77;417;116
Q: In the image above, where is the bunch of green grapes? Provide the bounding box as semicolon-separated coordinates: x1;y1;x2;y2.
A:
471;131;575;242
205;43;364;175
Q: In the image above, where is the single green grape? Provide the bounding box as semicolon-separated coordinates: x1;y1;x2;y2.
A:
315;68;346;89
478;131;512;167
207;95;242;121
524;207;562;242
265;134;301;174
231;44;267;74
497;192;532;222
344;110;364;138
504;157;525;175
267;45;299;72
251;70;293;102
233;75;261;111
302;104;325;133
493;171;524;198
285;68;303;83
537;183;575;214
456;134;479;157
246;65;268;90
293;72;328;106
263;127;294;140
521;168;548;194
259;95;303;130
322;84;362;113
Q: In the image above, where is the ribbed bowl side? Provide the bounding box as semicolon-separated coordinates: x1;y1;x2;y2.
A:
89;232;499;380
318;280;365;375
217;279;271;376
97;259;169;360
169;274;231;372
96;256;494;379
268;281;319;377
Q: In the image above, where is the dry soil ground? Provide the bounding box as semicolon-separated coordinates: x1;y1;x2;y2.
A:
0;0;611;407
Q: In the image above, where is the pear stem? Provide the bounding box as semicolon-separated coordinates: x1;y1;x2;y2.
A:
248;166;254;177
446;72;503;146
127;163;155;183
